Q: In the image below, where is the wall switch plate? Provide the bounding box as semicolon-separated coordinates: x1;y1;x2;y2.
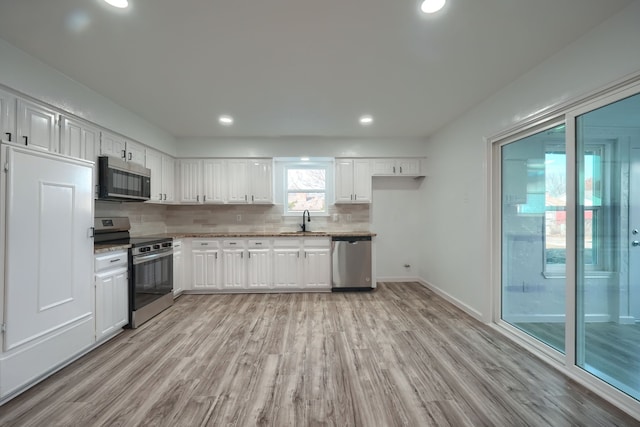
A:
346;214;352;222
236;214;242;222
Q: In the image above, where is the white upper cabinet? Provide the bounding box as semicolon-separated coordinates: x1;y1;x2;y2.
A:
177;158;226;204
100;131;126;159
371;158;424;176
16;99;59;153
248;159;273;204
335;158;372;203
60;116;100;161
226;159;249;203
202;159;226;204
178;158;202;203
100;131;145;166
145;148;175;203
0;88;17;144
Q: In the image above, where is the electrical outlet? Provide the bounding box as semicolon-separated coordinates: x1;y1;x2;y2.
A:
332;213;338;222
236;214;242;222
346;214;352;222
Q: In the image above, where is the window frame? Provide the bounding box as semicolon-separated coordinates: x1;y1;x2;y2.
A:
274;157;335;217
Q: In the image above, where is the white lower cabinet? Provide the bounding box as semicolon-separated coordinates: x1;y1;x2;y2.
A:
94;250;129;342
222;240;246;290
302;239;331;289
173;240;183;297
273;240;303;290
185;237;331;292
247;240;272;290
191;240;221;290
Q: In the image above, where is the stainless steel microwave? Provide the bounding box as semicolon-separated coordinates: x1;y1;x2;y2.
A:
97;156;151;201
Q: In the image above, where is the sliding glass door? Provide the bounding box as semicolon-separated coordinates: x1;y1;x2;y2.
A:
501;123;567;352
498;86;640;404
575;91;640;400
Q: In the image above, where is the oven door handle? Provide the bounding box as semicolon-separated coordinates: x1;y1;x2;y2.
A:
132;249;173;265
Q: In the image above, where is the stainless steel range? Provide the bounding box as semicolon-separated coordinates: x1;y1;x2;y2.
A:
94;217;173;328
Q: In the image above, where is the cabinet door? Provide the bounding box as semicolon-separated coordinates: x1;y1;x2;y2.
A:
273;248;302;289
60;117;99;161
372;159;397;176
95;268;128;341
145;148;163;202
304;248;331;289
222;249;246;289
335;159;354;203
0;88;16;143
249;159;273;203
125;140;145;165
178;159;202;203
173;247;183;297
227;159;249;203
352;159;372;203
397;158;421;176
162;155;175;202
202;159;226;203
247;249;272;289
17;99;59;153
192;249;220;290
101;131;126;159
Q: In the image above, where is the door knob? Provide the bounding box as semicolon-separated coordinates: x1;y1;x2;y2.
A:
633;241;640;247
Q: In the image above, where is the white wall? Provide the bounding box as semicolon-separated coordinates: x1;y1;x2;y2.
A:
421;0;640;322
176;137;427;158
0;38;176;155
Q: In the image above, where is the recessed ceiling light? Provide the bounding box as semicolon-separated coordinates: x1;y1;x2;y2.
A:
359;115;374;126
104;0;129;9
219;115;234;126
420;0;446;14
300;157;310;161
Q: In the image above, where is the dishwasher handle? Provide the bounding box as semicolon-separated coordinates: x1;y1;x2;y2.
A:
331;235;372;242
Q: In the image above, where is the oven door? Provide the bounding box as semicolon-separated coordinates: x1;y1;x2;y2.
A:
131;248;173;311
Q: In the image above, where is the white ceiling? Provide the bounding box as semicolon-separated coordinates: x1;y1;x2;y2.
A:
0;0;632;139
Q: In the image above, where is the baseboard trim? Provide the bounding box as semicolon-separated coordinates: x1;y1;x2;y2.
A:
415;278;485;322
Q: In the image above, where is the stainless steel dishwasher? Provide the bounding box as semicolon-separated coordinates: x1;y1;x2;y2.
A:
331;235;373;291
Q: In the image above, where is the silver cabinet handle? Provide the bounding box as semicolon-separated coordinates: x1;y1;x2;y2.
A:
5;132;11;142
110;258;121;263
393;166;396;173
400;166;403;173
196;195;199;202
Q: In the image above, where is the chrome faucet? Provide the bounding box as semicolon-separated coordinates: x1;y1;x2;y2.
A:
300;209;311;232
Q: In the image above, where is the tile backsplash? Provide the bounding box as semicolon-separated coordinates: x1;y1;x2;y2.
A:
95;201;370;236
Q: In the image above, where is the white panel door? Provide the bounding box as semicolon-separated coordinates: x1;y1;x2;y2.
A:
352;159;372;203
222;249;245;289
202;159;226;203
162;155;175;202
16;99;59;153
371;159;396;176
249;160;273;203
100;131;126;159
192;249;220;290
178;159;202;203
304;248;331;289
227;159;249;203
0;88;16;143
173;244;183;296
95;267;128;341
145;148;163;202
125;140;145;165
60;117;99;161
273;248;302;289
247;249;272;289
4;146;93;351
397;158;421;176
335;159;354;203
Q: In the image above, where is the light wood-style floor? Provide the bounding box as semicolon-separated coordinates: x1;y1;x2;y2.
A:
0;282;637;426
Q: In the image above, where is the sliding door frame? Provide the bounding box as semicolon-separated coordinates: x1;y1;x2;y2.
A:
488;73;640;419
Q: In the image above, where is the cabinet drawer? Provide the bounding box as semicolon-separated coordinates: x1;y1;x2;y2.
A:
173;239;182;250
192;240;219;249
223;239;245;248
247;239;270;248
303;238;330;248
95;250;128;271
273;238;301;248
